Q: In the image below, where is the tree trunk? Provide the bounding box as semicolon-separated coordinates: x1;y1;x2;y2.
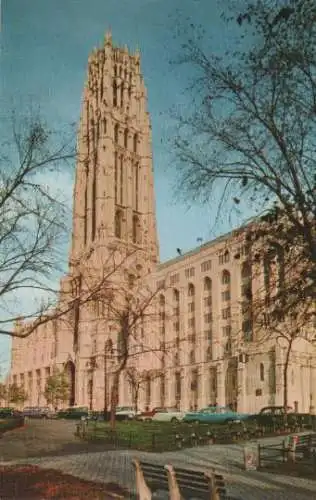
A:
283;342;292;425
110;371;120;430
134;385;139;413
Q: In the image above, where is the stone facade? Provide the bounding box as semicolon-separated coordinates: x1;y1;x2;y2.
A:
9;34;316;414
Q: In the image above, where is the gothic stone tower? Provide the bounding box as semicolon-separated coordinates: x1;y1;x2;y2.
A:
70;32;159;266
61;33;160;408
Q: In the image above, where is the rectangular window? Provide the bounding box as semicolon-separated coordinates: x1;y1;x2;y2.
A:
170;273;180;286
222;307;231;319
205;329;212;341
204;296;212;307
201;260;212;272
204;313;212;324
173;306;180;316
188;317;195;329
185;267;195;278
188;302;195;313
156;279;165;290
173;321;180;332
222;325;232;336
221;290;231;301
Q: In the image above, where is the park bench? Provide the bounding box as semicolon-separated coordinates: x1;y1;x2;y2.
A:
133;458;230;499
286;433;316;461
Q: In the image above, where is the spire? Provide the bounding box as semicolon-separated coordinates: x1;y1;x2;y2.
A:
105;30;112;46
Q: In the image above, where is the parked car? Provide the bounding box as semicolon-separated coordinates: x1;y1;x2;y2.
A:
115;406;139;421
137;407;166;422
0;407;21;418
22;406;53;419
57;406;89;420
183;406;250;424
258;406;294;415
151;407;185;423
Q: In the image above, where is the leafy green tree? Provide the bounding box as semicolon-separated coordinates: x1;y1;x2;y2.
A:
7;383;27;405
44;369;69;408
0;383;7;404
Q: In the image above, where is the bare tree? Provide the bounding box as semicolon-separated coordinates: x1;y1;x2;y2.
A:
125;367;163;413
101;278;164;429
171;0;315;297
237;226;315;413
0;111;74;337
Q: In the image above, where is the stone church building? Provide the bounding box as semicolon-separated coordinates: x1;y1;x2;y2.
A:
9;34;316;414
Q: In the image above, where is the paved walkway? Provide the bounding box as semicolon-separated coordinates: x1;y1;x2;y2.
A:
1;420;315;499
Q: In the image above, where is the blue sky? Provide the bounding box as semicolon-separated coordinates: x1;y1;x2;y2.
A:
0;0;247;374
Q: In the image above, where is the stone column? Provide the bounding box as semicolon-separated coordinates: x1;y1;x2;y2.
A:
310;362;316;415
237;361;247;412
217;364;225;406
182;367;192;410
200;365;208;408
275;345;284;406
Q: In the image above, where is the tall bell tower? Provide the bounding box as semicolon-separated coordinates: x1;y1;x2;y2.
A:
70;32;159;266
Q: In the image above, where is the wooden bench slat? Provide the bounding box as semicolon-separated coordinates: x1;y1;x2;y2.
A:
137;460;227;499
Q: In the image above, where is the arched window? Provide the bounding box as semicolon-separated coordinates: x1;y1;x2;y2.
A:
224;250;230;263
133;133;138;153
124;129;128;148
260;363;264;382
114;210;123;239
222;270;231;285
188;283;195;297
113;80;117;107
132;214;140;244
114;123;119;143
204;277;212;292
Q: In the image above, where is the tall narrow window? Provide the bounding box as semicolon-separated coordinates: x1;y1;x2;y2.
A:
133;133;138;153
114;152;118;204
124;129;128;149
132;214;140;244
91;167;96;241
120;155;124;205
103;118;107;135
135;162;139;211
114;124;119;143
120;85;124;108
113;80;117;107
260;363;265;381
115;210;122;239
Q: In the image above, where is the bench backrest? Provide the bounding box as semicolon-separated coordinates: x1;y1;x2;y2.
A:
289;433;316;450
138;461;226;499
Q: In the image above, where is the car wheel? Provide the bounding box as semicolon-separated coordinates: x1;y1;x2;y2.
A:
194;420;200;425
225;419;233;425
145;418;152;423
171;417;178;423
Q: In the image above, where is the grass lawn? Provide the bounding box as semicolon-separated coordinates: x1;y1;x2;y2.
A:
83;420;252;452
0;417;25;435
0;465;127;499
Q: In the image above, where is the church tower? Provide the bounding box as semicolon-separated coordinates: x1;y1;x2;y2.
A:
70;32;159;266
